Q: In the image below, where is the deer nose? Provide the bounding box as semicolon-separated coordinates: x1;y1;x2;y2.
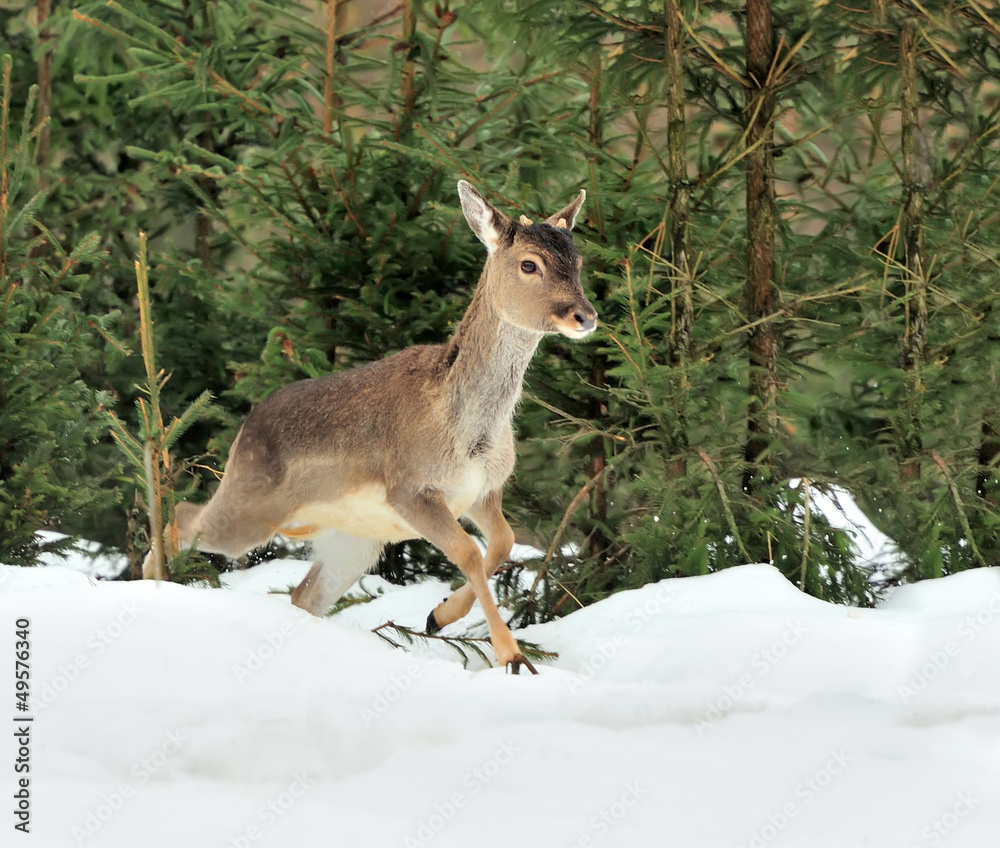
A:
574;305;598;333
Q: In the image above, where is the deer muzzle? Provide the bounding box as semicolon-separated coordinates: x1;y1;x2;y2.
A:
555;300;598;338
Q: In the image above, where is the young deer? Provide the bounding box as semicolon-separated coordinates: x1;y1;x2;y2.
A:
168;181;596;672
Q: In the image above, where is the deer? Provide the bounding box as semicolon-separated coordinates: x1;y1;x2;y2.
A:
162;180;597;673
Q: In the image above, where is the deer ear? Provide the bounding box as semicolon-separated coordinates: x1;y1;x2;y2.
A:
543;189;586;230
458;181;509;253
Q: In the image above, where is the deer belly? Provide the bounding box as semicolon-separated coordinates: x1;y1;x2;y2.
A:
281;485;418;543
279;470;487;544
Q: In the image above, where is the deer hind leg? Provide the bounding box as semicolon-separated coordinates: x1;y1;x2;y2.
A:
140;501;215;578
140;491;290;578
290;531;383;616
389;487;534;673
173;501;205;550
426;490;514;633
175;496;280;559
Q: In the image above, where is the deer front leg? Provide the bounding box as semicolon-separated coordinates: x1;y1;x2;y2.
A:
388;487;534;674
426;490;514;633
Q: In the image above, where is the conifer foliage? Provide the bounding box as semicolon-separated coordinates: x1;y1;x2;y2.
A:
1;2;998;616
0;54;115;564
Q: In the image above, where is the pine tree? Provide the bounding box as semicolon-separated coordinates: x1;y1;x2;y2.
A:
0;54;117;564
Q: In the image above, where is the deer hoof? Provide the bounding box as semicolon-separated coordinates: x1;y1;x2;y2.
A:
506;654;538;675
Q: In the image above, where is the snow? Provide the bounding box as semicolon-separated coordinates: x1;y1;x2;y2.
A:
3;540;999;848
789;480;904;573
33;531;130;581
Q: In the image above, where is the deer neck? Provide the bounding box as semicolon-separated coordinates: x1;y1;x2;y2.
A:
445;273;541;433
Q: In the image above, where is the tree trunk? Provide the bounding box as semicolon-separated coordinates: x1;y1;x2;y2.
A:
585;60;611;564
665;0;692;477
323;0;340;136
743;0;778;493
898;17;927;479
36;0;52;172
978;418;999;501
396;0;417;141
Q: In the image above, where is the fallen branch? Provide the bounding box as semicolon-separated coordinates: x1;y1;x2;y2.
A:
371;621;557;670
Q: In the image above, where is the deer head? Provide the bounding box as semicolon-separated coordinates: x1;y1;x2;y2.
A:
457;180;597;339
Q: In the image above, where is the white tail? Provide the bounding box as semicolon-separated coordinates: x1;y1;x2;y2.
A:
165;180;596;672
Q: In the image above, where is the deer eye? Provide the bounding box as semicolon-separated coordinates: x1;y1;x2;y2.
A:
520;260;538;275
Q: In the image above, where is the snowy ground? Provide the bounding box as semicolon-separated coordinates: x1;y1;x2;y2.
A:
2;531;999;848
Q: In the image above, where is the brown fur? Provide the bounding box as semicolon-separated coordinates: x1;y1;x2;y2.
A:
164;181;597;671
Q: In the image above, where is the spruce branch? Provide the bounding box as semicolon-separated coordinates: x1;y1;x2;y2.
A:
370;621;557;670
697;449;752;565
932;454;989;569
